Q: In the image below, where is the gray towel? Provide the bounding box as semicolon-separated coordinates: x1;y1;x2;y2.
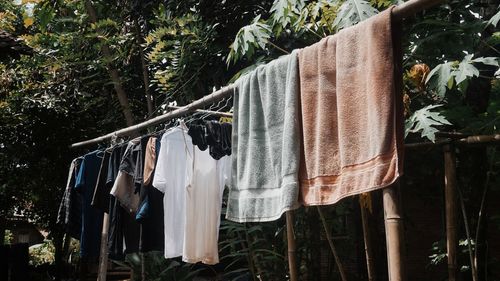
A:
226;51;300;222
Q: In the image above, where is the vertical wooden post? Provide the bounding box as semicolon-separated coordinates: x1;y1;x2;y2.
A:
443;145;458;281
383;182;406;281
317;206;348;281
360;196;376;281
97;213;110;281
286;211;298;281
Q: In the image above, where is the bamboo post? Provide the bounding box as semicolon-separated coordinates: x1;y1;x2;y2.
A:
443;145;458;281
383;182;406;281
360;196;376;281
97;213;110;281
285;211;298;281
317;206;348;281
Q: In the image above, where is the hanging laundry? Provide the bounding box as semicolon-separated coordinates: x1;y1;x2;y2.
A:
298;7;403;206
110;137;143;214
183;149;231;264
188;123;208;151
205;120;232;160
227;51;301;222
142;136;157;186
153;124;193;259
137;136;165;253
57;157;83;239
105;144;140;260
74;150;104;258
188;120;232;160
91;150;111;212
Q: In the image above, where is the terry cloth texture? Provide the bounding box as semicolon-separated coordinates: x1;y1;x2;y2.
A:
298;7;403;206
227;51;301;222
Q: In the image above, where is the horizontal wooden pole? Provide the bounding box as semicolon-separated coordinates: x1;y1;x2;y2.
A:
166;105;233;118
69;85;234;148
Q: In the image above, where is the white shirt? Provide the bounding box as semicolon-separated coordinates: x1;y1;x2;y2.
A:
183;148;231;264
153;126;193;259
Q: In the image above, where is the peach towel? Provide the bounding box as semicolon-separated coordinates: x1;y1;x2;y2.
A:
298;7;403;206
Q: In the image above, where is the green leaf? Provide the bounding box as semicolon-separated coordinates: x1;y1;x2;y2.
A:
487;9;500;27
405;104;452;142
471;56;499;67
452;59;479;85
426;62;454;98
333;0;378;30
226;15;271;65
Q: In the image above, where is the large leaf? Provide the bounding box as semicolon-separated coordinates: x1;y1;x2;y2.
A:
270;0;305;29
405;104;451;142
227;15;271;65
333;0;378;30
425;62;454;98
453;57;479;85
472;56;499;67
487;9;500;27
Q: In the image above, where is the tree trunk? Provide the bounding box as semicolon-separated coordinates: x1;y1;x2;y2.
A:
84;0;135;126
133;18;154;116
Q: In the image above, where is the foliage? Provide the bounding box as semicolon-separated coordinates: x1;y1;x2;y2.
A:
4;229;13;244
227;16;272;65
405;105;451;142
333;0;378;30
29;240;56;267
113;252;200;281
426;55;499;98
219;219;288;280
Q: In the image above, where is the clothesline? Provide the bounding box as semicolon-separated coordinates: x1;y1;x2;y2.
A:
69;0;445;150
61;0;454;281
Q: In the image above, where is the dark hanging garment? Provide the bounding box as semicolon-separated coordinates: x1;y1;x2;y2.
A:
75;150;104;258
221;122;232;156
205;121;232;160
137;136;164;252
106;145;124;259
188;123;208;151
91;150;111;212
107;141;141;259
57;157;83;239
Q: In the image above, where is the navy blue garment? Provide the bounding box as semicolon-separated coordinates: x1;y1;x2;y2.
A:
75;150;104;258
136;135;164;252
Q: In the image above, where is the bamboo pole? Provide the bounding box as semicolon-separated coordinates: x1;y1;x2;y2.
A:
97;213;110;281
286;211;298;281
359;196;377;281
166;105;233;118
383;183;406;281
443;145;458;281
69;85;234;148
317;206;348;281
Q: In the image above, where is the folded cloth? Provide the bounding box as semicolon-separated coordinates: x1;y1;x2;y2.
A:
298;7;403;206
227;51;301;222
